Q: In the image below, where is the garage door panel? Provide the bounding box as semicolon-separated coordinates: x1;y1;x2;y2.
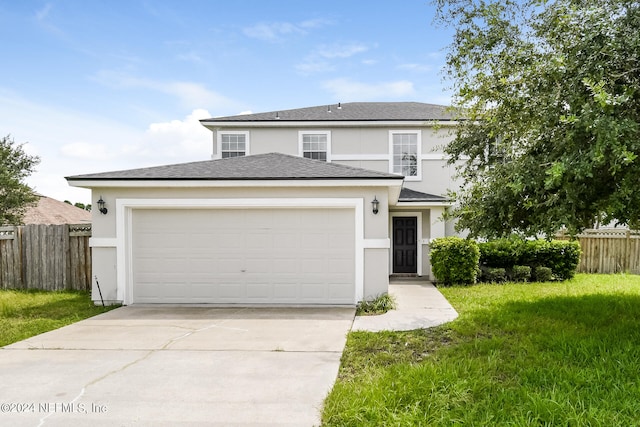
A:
132;208;355;304
218;283;244;299
329;233;353;249
328;257;353;274
273;233;299;249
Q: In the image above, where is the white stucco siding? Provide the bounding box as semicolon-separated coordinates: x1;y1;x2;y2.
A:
331;128;388;154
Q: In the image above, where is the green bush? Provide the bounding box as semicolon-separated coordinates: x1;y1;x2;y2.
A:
511;265;531;282
521;240;581;280
483;267;507;283
430;237;480;286
478;238;522;268
534;266;553;282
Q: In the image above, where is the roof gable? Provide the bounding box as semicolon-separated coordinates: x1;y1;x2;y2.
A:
66;152;404;181
201;102;453;123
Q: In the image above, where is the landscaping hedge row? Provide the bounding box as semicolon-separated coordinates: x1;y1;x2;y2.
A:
430;237;581;286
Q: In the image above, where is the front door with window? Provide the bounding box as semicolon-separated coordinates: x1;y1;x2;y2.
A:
393;217;418;273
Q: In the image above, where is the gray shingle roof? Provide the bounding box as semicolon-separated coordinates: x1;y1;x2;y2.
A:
399;188;450;202
66;153;404;181
201;102;453;123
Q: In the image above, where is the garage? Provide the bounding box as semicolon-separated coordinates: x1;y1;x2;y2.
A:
131;207;355;304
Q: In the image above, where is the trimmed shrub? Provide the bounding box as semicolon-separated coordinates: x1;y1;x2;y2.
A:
511;265;531;282
430;237;480;286
534;266;553;282
548;240;581;280
521;240;581;280
478;238;522;268
483;267;507;283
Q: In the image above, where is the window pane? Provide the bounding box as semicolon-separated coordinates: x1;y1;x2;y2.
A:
221;133;246;158
301;133;328;162
392;133;417;176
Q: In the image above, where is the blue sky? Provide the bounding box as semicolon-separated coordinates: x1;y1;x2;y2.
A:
0;0;454;203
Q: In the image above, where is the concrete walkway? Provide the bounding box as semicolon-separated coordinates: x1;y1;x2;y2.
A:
352;279;458;332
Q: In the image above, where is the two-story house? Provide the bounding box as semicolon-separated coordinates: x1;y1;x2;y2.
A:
67;102;459;306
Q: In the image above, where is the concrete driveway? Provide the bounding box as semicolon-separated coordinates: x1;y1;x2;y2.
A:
0;306;355;427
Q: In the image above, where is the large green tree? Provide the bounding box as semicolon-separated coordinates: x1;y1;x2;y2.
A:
435;0;640;237
0;135;40;225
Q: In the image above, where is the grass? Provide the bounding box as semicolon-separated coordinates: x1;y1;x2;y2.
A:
322;274;640;426
0;289;118;347
356;293;397;316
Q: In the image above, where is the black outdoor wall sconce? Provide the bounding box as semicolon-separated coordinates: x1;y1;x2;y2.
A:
371;196;379;215
97;196;108;215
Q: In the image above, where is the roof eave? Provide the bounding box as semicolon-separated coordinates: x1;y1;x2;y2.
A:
67;178;405;189
200;119;459;128
394;200;454;207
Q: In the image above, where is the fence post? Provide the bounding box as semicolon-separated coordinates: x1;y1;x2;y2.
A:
624;229;631;273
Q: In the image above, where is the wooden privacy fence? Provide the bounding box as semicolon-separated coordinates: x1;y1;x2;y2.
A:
0;224;92;291
557;229;640;274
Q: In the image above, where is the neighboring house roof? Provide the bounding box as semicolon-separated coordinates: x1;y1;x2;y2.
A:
200;102;454;123
21;195;91;225
399;188;450;203
66;152;405;181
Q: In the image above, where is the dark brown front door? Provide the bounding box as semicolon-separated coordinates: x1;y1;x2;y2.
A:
393;217;417;273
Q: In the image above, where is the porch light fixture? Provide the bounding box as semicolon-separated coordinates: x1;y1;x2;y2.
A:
97;196;108;215
371;196;379;215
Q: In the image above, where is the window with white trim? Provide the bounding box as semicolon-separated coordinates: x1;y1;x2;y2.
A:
218;131;249;158
390;131;421;179
299;131;330;162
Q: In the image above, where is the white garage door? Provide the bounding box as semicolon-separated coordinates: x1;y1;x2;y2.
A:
131;208;355;304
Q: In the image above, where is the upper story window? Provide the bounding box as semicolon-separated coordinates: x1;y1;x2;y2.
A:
218;131;249;158
390;131;421;180
299;131;331;162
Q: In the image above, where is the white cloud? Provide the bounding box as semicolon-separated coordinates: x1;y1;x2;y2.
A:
33;3;65;37
243;22;303;42
60;142;114;160
298;18;332;29
92;70;237;110
297;43;369;74
139;109;212;160
296;60;335;74
322;78;415;101
316;43;368;59
397;63;433;72
176;51;203;63
0;89;142;203
242;19;332;42
35;3;53;21
0;89;219;203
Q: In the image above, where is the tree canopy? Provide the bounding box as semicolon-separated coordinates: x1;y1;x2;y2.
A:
0;135;40;225
435;0;640;238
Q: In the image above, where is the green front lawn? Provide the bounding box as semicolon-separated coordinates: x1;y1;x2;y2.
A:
0;289;118;347
323;274;640;426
